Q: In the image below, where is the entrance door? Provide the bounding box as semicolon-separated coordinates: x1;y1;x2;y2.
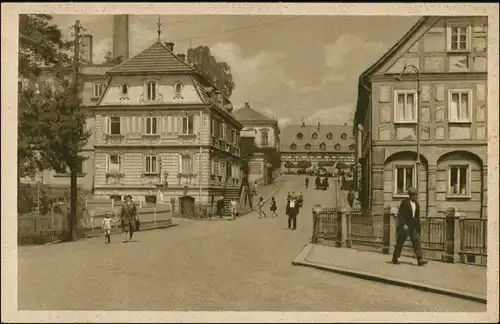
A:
179;196;195;216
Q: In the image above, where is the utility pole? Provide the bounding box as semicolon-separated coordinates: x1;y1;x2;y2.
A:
69;20;83;241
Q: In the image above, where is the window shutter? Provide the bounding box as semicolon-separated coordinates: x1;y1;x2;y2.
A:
143;154;147;173
191;154;196;174
167;116;172;133
120;117;125;135
194;115;199;135
178;153;182;174
105;154;110;173
174;116;179;134
160;116;164;134
103;116;109;135
119;155;123;173
156;155;160;174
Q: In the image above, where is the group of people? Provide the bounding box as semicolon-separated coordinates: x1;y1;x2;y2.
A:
255;191;303;231
100;194;141;244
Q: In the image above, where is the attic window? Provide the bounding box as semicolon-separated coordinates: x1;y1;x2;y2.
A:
121;84;128;95
349;144;355;151
326;133;333;140
174;81;183;97
320;143;326;150
304;143;311;150
341;133;347;140
335;144;341;150
297;133;303;140
290;143;297;150
312;133;318;140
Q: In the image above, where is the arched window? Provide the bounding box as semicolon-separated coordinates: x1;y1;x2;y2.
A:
312;132;318;140
304;143;311;150
349;144;355;151
326;133;333;140
290;143;297;150
121;84;128;95
320;143;326;150
296;133;303;140
174;81;183;96
341;133;347;140
335;143;341;150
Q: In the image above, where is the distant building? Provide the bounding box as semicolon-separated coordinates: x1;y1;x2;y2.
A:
233;103;280;184
354;16;488;218
280;122;355;173
91;39;243;211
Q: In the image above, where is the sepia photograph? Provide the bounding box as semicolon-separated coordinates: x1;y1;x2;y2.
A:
1;2;499;323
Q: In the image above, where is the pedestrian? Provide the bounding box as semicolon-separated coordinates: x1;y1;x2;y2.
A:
119;195;138;243
392;188;429;266
229;198;238;220
305;177;309;189
253;180;259;195
288;195;298;230
285;192;291;219
217;197;225;217
258;197;267;218
270;197;278;218
101;211;118;244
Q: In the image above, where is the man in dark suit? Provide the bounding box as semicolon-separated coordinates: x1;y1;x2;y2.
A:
392;188;429;266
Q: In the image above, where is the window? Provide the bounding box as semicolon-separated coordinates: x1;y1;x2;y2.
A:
341;133;347;140
231;129;236;144
211;119;216;137
145;117;158;135
394;91;417;123
145;195;157;204
180;155;193;174
448;26;470;52
226;161;232;178
319;143;326;150
304;143;311;150
312;133;318;140
334;144;341;150
110;117;121;135
182;115;194;135
121;84;128;95
55;160;83;175
145;155;157;174
261;131;269;144
448;90;472;123
222;123;227;139
146;81;157;101
448;165;470;196
107;155;122;174
349;144;355;151
174;81;183;96
290;143;297;150
326;133;333;140
93;84;105;98
297;133;303;140
394;165;416;195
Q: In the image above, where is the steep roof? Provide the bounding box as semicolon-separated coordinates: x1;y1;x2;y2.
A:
233;104;274;123
107;41;196;75
280;124;354;154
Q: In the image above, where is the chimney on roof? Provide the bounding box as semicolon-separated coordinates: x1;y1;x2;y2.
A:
301;116;305;127
177;54;186;61
317;122;321;131
245;102;250;109
165;42;175;51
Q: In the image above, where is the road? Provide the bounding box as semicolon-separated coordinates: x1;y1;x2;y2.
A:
18;175;485;311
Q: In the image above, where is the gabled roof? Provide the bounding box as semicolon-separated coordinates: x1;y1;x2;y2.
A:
107;41;196;75
354;16;435;127
280;124;354;154
233;104;273;123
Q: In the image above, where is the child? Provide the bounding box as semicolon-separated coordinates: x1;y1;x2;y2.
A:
258;197;267;218
101;212;118;244
270;197;278;218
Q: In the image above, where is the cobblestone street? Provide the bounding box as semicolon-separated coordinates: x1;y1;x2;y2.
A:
18;176;485;311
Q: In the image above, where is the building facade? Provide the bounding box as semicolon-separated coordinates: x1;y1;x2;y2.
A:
280;122;355;173
91;40;243;208
233;102;280;183
354;16;488;218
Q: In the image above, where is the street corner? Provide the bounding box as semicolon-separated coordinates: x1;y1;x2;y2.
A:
292;243;314;266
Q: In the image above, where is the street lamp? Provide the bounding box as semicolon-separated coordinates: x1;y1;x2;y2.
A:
396;63;421;192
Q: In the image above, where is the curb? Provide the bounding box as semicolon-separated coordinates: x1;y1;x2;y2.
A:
235;180;287;219
292;244;487;304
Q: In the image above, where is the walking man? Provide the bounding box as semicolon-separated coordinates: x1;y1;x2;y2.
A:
392;188;428;266
120;195;137;243
288;195;298;230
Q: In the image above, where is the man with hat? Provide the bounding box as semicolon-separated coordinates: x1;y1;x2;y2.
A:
392;188;428;266
119;195;138;243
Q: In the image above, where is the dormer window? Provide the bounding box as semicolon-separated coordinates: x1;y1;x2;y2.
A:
341;133;347;140
146;81;157;101
296;133;303;140
320;143;326;150
304;143;311;150
335;143;341;150
121;84;128;96
326;133;333;140
312;133;318;140
290;143;297;150
174;81;183;98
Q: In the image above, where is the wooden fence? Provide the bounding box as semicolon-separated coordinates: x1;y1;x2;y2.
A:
311;206;487;266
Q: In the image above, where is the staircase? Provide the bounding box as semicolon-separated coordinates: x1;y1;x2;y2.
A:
222;188;240;216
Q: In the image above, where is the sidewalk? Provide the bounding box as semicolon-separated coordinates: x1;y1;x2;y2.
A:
293;243;487;303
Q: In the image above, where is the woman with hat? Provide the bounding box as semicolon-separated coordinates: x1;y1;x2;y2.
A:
119;195;138;243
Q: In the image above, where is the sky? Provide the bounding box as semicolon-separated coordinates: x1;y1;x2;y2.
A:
51;14;420;127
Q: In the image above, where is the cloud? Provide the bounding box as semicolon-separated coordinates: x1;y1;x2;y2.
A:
301;33;387;93
305;103;356;125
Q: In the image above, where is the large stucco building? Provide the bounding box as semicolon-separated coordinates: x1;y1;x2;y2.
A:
91;39;243;210
280;122;355;172
354;16;488;218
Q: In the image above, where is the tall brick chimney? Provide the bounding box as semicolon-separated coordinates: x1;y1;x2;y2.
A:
113;15;129;60
80;34;93;65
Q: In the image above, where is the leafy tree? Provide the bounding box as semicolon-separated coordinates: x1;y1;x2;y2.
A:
187;45;235;98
